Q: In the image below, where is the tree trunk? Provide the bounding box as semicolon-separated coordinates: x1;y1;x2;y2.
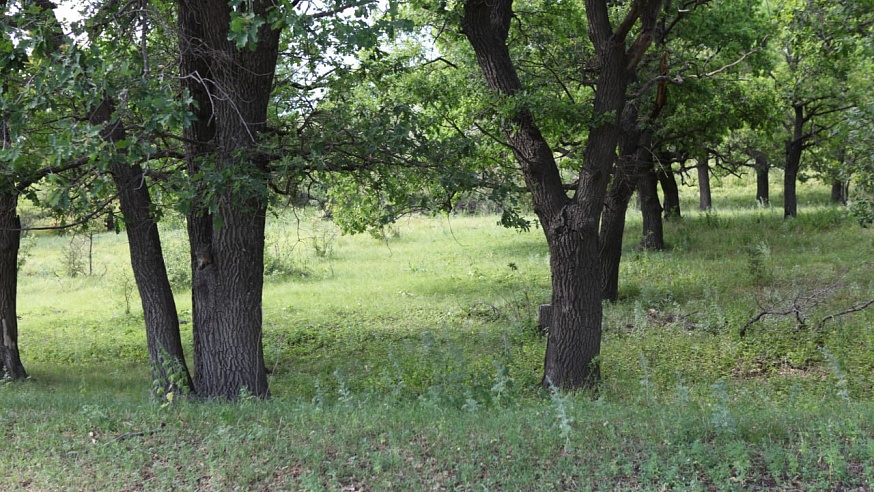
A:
462;0;663;389
784;105;804;218
753;151;770;205
464;0;612;390
600;104;650;302
830;180;848;205
657;163;681;219
88;98;193;396
638;161;664;250
115;161;193;395
0;192;27;380
178;0;278;398
697;153;712;211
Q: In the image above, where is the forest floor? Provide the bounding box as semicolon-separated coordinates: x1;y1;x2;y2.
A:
3;177;874;490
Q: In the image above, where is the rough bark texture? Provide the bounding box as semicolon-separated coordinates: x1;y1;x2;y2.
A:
638;160;665;250
697;153;712;211
462;0;663;389
178;0;278;398
784;105;804;218
0;192;27;380
657;163;681;219
87;98;194;395
600;104;650;302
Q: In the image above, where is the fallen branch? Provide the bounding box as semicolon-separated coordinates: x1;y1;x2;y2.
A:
739;283;839;337
818;299;874;330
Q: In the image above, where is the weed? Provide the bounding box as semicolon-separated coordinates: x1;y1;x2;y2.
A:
545;378;574;450
152;350;192;404
62;232;92;277
112;269;138;315
745;239;773;286
310;217;337;258
16;234;35;272
7;187;874;490
819;346;850;402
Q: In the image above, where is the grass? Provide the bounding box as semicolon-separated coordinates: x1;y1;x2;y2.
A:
3;175;874;490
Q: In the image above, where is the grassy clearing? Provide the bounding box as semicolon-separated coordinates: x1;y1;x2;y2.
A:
3;177;874;490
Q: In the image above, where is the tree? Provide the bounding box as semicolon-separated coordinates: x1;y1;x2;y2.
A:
771;0;861;218
178;0;409;398
601;0;770;297
176;0;287;398
461;0;665;389
2;0;196;394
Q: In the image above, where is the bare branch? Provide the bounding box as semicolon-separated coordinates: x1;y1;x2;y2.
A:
739;283;839;337
818;299;874;330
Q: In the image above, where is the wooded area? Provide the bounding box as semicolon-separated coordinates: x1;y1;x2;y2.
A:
1;0;872;419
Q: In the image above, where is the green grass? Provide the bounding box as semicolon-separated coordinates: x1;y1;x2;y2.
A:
4;176;874;490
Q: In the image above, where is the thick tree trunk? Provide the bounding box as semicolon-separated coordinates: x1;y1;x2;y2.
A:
0;192;27;380
753;151;770;205
784;105;804;218
657;163;681;219
600;105;650;302
463;0;610;390
88;99;193;395
697;153;712;211
178;0;278;398
638;161;664;250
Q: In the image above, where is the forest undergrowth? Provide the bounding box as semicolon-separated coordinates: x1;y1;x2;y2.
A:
3;180;874;490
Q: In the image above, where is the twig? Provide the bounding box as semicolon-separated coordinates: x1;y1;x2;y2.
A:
114;422;166;443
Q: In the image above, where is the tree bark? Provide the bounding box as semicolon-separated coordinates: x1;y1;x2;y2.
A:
784;105;804;218
178;0;278;398
638;160;665;250
697;153;712;211
600;104;650;302
752;150;770;205
462;0;664;390
87;98;194;395
0;192;27;380
657;163;681;219
0;72;26;379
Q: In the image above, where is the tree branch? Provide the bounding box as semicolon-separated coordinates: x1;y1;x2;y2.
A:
818;299;874;330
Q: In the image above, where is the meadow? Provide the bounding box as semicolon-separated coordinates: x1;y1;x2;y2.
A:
2;176;874;490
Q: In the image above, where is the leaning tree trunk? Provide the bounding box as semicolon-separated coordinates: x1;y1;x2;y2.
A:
0;192;27;380
657;163;681;219
600;104;651;302
638;161;665;250
114;160;193;395
697;153;712;211
88;98;193;396
178;0;278;398
784;105;805;218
